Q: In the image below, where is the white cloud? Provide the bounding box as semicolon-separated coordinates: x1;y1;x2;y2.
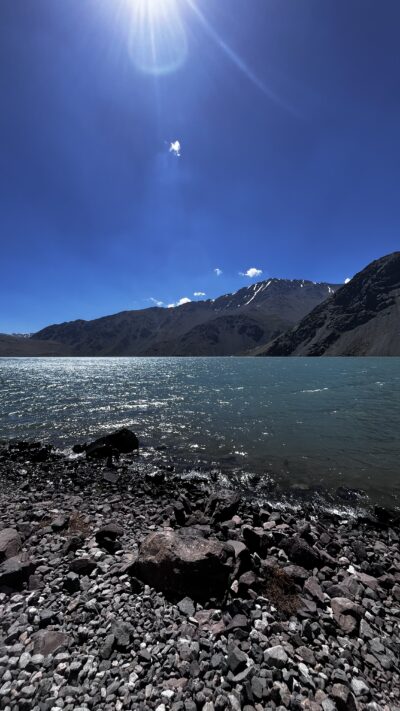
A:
168;296;192;308
194;291;206;297
214;268;223;276
169;140;181;157
344;277;351;284
149;297;164;307
240;267;263;278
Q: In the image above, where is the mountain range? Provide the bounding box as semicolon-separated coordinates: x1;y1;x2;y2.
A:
1;279;338;357
1;252;399;357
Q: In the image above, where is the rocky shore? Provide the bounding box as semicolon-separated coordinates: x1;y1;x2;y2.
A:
0;433;399;711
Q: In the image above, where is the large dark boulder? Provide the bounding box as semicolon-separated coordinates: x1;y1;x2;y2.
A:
205;492;241;523
134;531;235;602
69;557;97;576
31;445;53;463
374;506;400;527
242;526;270;557
283;536;322;570
86;428;139;459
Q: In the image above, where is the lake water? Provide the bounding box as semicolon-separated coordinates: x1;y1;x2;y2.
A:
1;357;399;504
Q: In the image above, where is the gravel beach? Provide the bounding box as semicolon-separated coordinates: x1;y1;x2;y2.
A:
0;434;399;711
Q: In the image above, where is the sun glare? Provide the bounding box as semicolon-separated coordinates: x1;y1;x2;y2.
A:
135;0;176;18
126;0;187;75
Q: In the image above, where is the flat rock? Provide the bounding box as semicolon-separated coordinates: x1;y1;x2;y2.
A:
0;528;22;561
103;470;120;484
32;630;70;656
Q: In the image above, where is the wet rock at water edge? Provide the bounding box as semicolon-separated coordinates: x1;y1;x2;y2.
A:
86;427;139;459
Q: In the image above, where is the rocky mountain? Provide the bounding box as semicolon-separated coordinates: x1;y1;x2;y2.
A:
1;279;339;356
256;252;400;356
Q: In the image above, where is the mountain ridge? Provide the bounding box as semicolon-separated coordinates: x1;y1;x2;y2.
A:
255;252;400;356
1;278;339;357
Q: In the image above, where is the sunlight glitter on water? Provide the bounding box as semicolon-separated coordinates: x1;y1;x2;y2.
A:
1;356;400;501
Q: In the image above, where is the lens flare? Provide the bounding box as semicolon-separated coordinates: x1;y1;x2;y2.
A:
127;0;187;75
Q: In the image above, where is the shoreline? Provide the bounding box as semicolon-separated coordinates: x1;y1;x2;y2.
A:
1;434;395;512
0;439;399;710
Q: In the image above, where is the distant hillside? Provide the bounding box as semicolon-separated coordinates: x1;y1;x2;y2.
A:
0;279;339;356
0;334;73;357
256;252;400;356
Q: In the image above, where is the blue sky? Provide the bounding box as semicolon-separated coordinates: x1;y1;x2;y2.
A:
1;0;400;332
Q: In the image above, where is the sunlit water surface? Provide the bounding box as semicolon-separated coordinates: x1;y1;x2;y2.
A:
1;357;399;503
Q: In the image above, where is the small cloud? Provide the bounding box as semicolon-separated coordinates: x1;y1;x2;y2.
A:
169;140;181;157
240;267;263;278
194;291;206;297
168;296;192;308
214;268;223;276
149;297;164;307
344;277;351;284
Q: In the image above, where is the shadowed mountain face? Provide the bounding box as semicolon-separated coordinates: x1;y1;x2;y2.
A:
256;252;400;356
0;335;74;357
1;279;339;357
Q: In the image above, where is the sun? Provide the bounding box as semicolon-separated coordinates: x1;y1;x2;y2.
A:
125;0;187;75
135;0;179;20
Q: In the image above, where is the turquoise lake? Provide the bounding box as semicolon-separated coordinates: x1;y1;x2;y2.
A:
1;357;399;503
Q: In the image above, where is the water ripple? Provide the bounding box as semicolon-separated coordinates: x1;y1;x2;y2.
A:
0;356;399;500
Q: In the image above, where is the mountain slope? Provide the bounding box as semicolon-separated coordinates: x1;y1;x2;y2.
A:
256;252;400;356
0;334;74;357
28;279;338;356
143;313;287;356
0;278;339;357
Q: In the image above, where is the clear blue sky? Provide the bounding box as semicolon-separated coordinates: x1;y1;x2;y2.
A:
1;0;399;333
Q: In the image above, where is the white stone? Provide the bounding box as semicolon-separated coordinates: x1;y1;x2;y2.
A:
161;689;175;700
